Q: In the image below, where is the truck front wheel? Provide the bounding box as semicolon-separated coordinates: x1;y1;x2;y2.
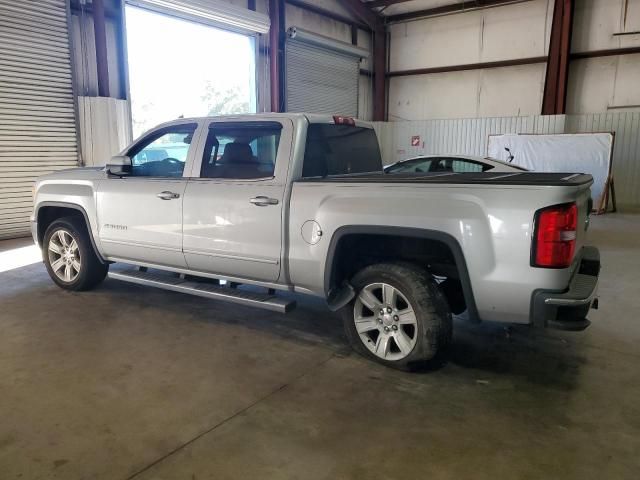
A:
43;217;108;291
341;263;452;370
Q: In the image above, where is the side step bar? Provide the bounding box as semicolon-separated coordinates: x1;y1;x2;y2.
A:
108;270;296;313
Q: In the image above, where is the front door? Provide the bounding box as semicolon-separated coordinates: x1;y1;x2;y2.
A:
96;122;200;267
182;119;292;282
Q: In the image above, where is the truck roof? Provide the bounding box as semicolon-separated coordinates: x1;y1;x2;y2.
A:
150;113;374;130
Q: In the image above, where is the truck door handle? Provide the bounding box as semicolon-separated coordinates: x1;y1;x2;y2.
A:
157;191;180;200
249;196;279;206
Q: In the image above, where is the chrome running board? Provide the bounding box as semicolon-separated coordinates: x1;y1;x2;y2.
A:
108;269;296;313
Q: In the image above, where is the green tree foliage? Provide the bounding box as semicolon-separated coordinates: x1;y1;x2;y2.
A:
201;81;250;116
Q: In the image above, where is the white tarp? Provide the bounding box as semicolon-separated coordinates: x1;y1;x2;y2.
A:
488;133;613;213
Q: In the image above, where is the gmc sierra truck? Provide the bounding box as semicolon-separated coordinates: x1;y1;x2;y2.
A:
31;114;600;370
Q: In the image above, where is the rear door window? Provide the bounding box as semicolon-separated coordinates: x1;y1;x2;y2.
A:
200;122;282;179
302;124;382;177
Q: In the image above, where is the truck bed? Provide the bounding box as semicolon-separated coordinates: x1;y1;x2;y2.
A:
298;172;593;186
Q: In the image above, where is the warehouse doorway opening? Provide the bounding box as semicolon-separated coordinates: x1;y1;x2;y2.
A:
125;5;256;138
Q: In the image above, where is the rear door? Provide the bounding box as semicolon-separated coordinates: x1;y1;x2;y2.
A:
96;122;201;267
182;118;293;282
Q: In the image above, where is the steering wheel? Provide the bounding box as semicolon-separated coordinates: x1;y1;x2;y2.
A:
161;157;181;164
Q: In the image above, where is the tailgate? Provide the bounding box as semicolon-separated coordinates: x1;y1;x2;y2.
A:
572;181;594;271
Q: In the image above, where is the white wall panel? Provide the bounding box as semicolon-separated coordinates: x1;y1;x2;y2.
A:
388;0;551;121
572;0;640;52
106;21;123;99
310;0;355;20
567;57;617;114
78;96;132;167
477;63;546;117
567;54;640;114
387;0;639;120
624;0;640;33
389;63;547;120
611;54;640;108
573;0;622;51
285;4;351;44
389;0;550;72
389;70;480;120
389;12;482;71
358;74;374;120
479;0;550;61
357;29;373;71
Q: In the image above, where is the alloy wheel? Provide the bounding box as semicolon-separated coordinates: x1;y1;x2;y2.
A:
353;282;418;361
48;229;81;283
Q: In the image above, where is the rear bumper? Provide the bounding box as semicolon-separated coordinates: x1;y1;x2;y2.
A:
531;246;600;331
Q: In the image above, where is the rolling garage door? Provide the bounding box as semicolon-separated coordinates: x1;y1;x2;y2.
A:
285;27;368;117
0;0;79;239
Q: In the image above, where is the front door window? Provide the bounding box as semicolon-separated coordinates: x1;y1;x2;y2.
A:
128;124;197;177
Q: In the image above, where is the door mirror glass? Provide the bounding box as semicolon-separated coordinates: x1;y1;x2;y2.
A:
106;155;132;177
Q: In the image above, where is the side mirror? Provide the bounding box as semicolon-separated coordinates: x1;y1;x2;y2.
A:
106;155;132;177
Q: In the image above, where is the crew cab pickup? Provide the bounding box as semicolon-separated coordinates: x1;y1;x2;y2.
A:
31;114;600;369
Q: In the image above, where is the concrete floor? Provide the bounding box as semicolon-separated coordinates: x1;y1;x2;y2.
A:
1;214;639;480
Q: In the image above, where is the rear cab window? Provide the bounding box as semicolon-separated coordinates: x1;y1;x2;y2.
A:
302;124;383;178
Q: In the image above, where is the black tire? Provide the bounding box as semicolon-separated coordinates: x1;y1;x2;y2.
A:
43;216;108;291
341;262;452;371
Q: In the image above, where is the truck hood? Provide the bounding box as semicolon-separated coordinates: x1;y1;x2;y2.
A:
37;167;106;183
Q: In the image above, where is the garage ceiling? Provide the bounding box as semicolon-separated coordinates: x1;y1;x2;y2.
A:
361;0;531;20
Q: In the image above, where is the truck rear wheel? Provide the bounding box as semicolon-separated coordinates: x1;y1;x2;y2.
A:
43;217;108;291
341;262;452;370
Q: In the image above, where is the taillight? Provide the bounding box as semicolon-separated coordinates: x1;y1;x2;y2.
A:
333;115;356;126
532;203;578;268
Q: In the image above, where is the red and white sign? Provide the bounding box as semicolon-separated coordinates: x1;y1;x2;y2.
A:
411;135;420;147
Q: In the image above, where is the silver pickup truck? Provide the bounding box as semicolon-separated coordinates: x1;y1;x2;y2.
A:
31;114;600;370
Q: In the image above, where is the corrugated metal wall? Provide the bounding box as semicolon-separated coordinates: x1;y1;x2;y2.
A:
77;96;132;167
0;0;79;239
564;113;640;211
373;112;640;208
285;38;360;117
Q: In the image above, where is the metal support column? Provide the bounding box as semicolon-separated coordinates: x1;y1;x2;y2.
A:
542;0;573;114
373;26;386;121
268;0;284;112
93;0;110;97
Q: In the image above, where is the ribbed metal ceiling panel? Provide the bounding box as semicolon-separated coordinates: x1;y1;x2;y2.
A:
0;0;79;239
